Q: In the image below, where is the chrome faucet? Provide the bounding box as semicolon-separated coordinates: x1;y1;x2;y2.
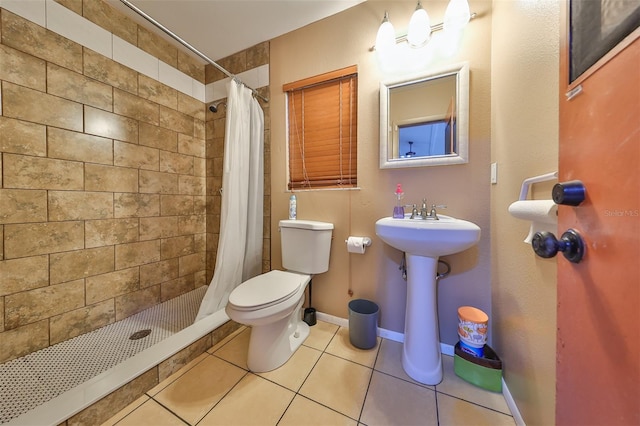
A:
428;204;447;220
410;204;420;219
409;198;446;220
420;199;429;219
429;204;440;220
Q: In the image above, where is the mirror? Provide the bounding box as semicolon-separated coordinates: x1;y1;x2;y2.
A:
379;62;469;168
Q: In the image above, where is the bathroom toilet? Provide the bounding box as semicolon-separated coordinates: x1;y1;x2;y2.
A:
225;219;333;372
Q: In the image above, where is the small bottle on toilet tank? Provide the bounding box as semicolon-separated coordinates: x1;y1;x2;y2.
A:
289;194;297;219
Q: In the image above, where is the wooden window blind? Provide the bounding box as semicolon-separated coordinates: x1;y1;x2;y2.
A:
284;66;358;189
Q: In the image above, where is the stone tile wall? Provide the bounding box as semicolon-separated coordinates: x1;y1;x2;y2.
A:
0;0;271;365
0;4;207;363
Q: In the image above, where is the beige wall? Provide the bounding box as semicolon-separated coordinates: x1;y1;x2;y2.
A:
270;0;492;342
491;1;559;424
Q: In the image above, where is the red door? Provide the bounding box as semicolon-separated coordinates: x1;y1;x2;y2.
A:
556;4;639;424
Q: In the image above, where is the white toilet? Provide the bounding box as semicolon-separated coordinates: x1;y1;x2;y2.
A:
225;219;333;372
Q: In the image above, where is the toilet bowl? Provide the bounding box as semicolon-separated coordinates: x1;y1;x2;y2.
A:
226;270;311;372
225;219;333;372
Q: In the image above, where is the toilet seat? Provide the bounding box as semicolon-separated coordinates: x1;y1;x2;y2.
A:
228;270;308;311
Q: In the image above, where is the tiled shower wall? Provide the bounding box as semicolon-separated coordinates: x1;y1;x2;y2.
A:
0;0;270;364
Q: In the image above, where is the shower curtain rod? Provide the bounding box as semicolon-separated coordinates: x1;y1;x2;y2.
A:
119;0;269;103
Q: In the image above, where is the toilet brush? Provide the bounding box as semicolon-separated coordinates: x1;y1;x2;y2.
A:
303;280;317;326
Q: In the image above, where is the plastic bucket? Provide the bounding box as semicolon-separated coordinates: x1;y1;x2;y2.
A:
348;299;379;349
457;306;488;357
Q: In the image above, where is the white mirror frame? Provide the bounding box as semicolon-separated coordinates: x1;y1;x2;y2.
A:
379;62;469;169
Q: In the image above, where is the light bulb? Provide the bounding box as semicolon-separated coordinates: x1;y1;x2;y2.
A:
407;1;431;48
375;11;396;53
444;0;470;33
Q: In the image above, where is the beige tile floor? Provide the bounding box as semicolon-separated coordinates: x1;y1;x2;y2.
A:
104;321;515;426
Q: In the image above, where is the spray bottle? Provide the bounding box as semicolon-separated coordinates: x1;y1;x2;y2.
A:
393;184;405;219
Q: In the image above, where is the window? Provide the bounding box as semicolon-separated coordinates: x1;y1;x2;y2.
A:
398;121;450;158
284;66;357;189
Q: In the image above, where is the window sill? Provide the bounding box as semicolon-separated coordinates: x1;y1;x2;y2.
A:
288;186;361;193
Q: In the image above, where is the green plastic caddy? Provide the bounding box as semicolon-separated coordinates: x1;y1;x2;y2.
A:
453;342;503;393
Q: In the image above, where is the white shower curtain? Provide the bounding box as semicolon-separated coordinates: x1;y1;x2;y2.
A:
195;81;264;322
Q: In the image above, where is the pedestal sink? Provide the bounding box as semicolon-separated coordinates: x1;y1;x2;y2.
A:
375;215;481;385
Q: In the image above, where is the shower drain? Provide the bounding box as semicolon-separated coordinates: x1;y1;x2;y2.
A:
129;329;152;340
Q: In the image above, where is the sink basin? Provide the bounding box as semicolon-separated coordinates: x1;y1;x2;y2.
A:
375;215;481;258
375;214;481;385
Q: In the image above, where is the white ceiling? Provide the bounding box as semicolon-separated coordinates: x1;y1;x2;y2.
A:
108;0;366;63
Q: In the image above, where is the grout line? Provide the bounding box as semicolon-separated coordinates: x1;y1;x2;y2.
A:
198;369;252;425
295;349;324;393
294;393;362;424
148;393;196;426
299;327;363;424
435;389;441;425
371;367;433;390
357;350;379;424
275;392;296;426
434;388;515;417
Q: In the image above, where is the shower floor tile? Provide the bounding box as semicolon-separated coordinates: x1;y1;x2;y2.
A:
0;286;207;424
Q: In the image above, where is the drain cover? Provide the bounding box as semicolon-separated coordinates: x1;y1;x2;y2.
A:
129;329;152;340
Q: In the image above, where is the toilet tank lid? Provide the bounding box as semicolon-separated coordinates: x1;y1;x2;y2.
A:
279;219;334;230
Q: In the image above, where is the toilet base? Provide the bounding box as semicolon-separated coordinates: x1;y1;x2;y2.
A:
246;307;309;372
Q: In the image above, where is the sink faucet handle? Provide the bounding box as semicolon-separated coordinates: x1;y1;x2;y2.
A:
429;204;447;220
410;204;419;219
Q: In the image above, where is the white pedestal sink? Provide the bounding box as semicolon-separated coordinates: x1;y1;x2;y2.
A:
375;215;481;385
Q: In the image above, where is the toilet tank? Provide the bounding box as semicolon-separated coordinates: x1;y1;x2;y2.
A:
279;219;333;274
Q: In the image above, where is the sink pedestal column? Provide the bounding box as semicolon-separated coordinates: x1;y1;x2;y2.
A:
402;254;442;385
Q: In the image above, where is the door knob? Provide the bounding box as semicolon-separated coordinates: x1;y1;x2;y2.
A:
552;180;586;206
531;229;585;263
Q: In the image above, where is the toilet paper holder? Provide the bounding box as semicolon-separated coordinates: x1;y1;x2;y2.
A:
509;171;559;244
345;237;372;247
518;171;558;200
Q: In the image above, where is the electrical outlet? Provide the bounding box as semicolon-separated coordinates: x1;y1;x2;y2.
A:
491;162;498;184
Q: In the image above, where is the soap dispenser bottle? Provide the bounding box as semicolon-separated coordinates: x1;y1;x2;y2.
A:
289;194;297;220
393;184;405;219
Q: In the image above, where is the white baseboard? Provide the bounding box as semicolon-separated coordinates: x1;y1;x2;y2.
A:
316;311;455;355
316;311;348;328
316;311;521;423
502;379;526;425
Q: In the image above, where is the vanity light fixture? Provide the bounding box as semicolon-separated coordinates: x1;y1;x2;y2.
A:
407;1;431;48
443;0;471;32
374;0;473;51
375;11;396;54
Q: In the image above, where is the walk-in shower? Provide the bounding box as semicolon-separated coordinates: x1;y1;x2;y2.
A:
1;289;233;424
